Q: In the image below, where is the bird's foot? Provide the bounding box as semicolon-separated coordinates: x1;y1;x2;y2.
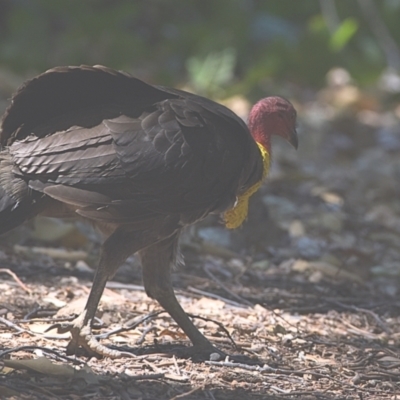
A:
53;313;134;359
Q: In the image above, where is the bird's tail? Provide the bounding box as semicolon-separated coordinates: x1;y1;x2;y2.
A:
0;150;33;235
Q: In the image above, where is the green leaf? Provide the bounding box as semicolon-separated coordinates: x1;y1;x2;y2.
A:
330;18;358;52
186;48;236;96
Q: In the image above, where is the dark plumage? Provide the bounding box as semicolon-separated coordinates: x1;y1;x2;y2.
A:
0;65;297;358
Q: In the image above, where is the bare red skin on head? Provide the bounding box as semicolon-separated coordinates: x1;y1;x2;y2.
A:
248;96;297;153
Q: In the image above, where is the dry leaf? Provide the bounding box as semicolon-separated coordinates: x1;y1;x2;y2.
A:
159;329;186;339
4;357;74;378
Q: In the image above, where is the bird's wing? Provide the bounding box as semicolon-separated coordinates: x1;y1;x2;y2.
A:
0;65;170;146
3;66;263;223
8;102;256;223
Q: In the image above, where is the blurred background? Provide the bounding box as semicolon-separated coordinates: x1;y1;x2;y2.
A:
1;0;400;289
1;0;400;93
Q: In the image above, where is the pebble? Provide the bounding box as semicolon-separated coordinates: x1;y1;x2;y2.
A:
294;236;325;259
197;227;232;248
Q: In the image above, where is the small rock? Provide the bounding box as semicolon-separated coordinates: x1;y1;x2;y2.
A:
308;212;344;232
75;260;93;273
309;271;323;283
371;263;400;277
376;126;400;151
294;236;325;259
281;334;294;346
209;352;221;361
197;227;232;248
262;195;297;221
289;220;305;237
251;260;270;270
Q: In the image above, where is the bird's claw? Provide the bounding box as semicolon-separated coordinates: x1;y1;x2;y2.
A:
66;324;134;358
49;315;134;359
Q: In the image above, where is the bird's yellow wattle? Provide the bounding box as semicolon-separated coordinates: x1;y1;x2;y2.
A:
224;142;270;229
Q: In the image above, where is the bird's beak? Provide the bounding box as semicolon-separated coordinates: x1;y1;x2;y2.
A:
287;129;298;150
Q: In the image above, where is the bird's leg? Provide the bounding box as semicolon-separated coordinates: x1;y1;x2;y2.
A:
60;229;145;358
140;234;222;358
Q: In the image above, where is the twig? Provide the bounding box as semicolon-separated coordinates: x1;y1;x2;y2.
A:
169;386;201;400
136;325;158;345
187;314;238;350
104;281;145;291
270;308;300;330
0;345;84;365
328;300;391;334
23;306;42;321
353;371;400;381
0;316;74;341
203;265;253;307
205;360;385;394
172;356;181;376
95;311;164;339
206;360;291;374
0;268;31;293
0;316;26;334
17;316;74;324
127;372;165;380
270;387;330;397
187;287;248;308
143;359;164;374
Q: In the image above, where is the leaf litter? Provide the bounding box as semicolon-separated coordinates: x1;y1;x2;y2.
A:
1;73;400;399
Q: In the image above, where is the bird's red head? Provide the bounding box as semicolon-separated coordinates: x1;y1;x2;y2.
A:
248;96;298;153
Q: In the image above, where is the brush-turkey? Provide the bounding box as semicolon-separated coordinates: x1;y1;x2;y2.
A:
0;65;297;358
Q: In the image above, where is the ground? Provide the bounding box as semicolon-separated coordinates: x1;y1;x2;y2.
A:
1;77;400;399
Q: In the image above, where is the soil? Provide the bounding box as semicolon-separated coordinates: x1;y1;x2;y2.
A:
1;85;400;399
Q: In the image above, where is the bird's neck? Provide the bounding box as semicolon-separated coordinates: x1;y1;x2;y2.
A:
248;105;272;155
223;141;270;229
255;141;271;179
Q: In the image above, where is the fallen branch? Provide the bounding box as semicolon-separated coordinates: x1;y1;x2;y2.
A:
0;268;31;293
